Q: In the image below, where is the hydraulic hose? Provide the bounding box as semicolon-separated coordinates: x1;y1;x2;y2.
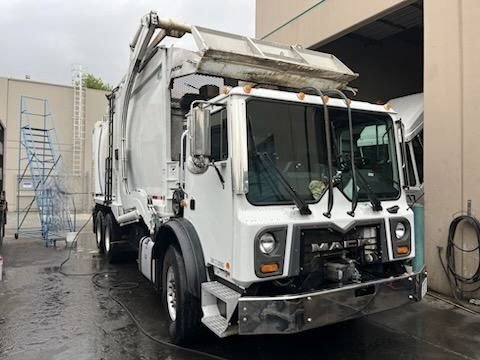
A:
446;214;480;286
58;218;227;359
438;213;480;308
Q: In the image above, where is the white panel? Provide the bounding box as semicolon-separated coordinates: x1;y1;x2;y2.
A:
126;50;170;209
140;236;156;282
191;26;358;90
389;93;424;142
92;121;108;195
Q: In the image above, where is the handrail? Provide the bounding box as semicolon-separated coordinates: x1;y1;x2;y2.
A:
299;87;334;218
324;89;358;217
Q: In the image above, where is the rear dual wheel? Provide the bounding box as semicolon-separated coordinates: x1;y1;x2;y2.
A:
95;211;105;254
95;211;121;263
0;208;5;247
104;213;122;263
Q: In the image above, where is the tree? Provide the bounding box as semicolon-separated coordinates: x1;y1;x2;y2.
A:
82;73;112;91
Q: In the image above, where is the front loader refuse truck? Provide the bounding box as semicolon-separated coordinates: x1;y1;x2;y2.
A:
92;11;427;344
389;93;424;205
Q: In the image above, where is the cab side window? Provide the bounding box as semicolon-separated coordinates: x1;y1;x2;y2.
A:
210;109;228;161
412;130;424;184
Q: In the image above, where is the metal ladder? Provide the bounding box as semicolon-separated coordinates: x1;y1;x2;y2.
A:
16;96;75;245
104;91;115;205
72;67;86;177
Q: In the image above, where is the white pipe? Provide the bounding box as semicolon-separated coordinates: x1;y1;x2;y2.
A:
117;210;139;225
157;18;192;33
180;130;188;190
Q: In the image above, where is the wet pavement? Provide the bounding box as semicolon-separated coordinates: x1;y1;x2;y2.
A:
1;215;480;360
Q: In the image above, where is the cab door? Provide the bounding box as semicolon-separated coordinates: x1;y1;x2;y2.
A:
184;107;233;273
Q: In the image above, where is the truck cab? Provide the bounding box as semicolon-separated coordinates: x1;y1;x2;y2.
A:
92;12;427;343
186;87;425;336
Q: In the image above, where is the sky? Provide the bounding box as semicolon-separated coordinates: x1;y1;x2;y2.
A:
0;0;255;86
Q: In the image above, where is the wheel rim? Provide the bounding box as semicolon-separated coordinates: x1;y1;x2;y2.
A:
96;220;102;247
166;266;177;321
105;223;111;253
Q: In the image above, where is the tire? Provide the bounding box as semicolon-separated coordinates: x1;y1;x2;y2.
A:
95;211;105;254
104;213;122;263
0;210;4;248
162;245;202;344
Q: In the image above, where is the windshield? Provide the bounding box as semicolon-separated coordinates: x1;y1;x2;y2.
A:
246;98;400;205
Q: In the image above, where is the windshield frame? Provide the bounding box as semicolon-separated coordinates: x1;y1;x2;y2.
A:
244;96;402;207
331;109;401;203
245;97;328;206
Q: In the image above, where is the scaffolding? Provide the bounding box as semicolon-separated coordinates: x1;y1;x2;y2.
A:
15;96;76;245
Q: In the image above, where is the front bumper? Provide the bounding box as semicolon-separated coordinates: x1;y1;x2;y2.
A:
238;268;427;335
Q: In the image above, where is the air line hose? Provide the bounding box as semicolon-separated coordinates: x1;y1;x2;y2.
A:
58;218;227;360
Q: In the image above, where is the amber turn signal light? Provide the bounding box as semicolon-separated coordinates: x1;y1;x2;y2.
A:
260;263;279;274
243;84;252;94
396;245;410;255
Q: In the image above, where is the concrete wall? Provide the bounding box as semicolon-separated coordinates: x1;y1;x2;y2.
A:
0;77;107;212
256;0;415;46
424;0;480;296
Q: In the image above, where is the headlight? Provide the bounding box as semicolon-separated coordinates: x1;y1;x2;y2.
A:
395;222;406;239
259;232;277;254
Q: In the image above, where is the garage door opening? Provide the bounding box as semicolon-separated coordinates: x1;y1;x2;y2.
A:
316;1;423;103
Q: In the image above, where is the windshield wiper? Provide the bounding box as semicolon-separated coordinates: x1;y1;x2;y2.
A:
257;152;312;216
356;171;383;211
209;161;225;189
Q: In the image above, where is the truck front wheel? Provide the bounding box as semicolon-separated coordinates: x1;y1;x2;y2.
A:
162;245;201;344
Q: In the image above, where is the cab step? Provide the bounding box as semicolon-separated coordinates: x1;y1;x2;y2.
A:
201;281;241;337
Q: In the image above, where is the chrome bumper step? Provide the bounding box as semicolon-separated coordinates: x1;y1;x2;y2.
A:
201;281;241;337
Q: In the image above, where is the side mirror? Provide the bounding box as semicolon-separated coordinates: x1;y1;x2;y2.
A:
190;106;211;157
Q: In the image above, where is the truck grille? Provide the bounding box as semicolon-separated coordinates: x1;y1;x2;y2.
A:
299;225;382;273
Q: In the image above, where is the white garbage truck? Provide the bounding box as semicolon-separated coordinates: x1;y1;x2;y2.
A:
389;93;424;204
92;12;427;343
